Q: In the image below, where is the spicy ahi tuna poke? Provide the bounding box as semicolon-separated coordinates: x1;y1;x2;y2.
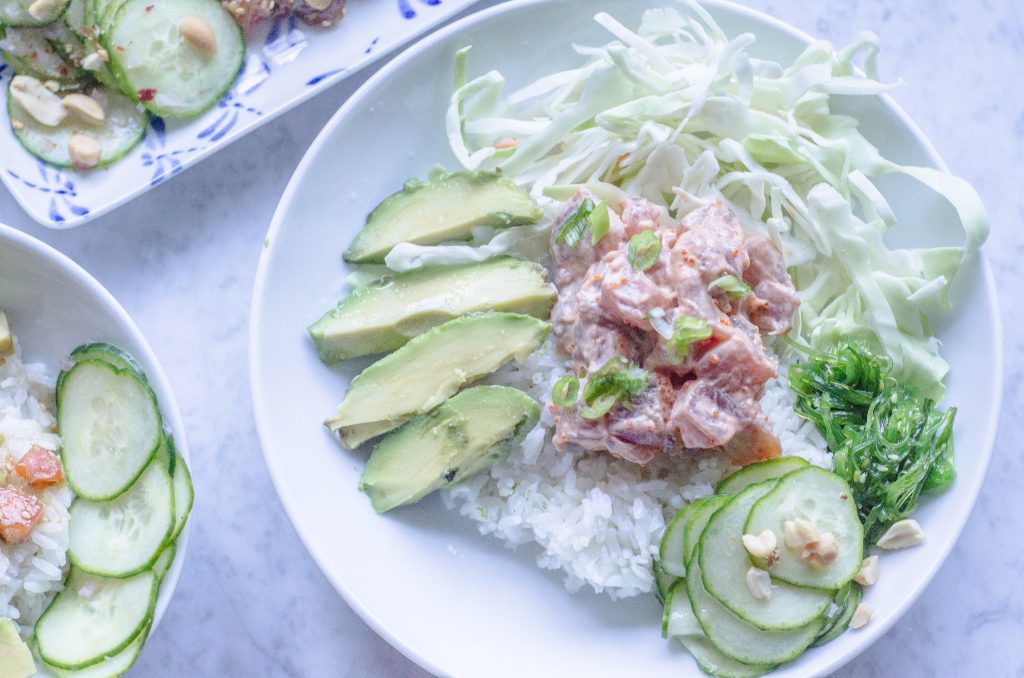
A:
306;3;987;675
0;310;193;678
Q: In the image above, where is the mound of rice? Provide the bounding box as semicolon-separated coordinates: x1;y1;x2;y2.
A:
442;339;828;599
0;340;70;637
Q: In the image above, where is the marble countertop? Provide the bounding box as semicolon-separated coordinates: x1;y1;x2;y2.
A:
4;1;1021;676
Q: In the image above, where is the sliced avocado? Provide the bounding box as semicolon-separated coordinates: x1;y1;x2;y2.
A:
308;257;556;363
0;618;36;678
343;171;544;263
359;385;539;512
0;311;13;358
326;311;550;448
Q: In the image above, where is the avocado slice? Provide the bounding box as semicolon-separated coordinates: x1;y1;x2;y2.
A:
0;311;13;358
326;311;550;448
308;257;556;363
0;619;35;678
343;171;544;263
359;385;540;512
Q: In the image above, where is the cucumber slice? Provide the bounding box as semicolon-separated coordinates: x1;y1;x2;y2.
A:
716;457;808;495
745;466;863;590
699;482;832;631
664;579;703;638
812;584;861;647
35;569;157;670
686;555;823;666
0;0;71;27
57;360;162;501
684;495;730;566
104;0;244;117
152;542;176;585
653;561;677;606
1;26;82;83
668;584;775;678
676;634;774;678
661;499;707;578
41;622;150;678
153;430;174;477
170;451;194;540
68;458;175;578
10;84;148;170
70;342;148;382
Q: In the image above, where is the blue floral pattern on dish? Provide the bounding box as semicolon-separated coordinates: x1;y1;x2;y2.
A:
0;0;475;228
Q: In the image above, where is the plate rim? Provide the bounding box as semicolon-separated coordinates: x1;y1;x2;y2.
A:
249;0;1004;675
0;221;194;646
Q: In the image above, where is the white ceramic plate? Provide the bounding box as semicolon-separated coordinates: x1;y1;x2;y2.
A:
250;1;1003;676
0;0;479;228
0;223;192;673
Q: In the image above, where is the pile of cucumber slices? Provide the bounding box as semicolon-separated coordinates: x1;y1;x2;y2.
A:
33;342;194;676
655;457;864;677
2;0;243;168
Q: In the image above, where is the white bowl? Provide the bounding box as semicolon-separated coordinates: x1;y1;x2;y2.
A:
0;223;192;666
250;1;1003;676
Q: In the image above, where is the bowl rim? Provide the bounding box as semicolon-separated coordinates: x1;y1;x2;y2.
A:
0;222;194;645
250;0;1004;675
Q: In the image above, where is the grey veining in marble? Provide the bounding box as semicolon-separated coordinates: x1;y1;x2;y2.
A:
3;1;1021;676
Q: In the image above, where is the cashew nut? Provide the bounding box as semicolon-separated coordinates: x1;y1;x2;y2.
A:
854;555;879;586
180;16;217;55
10;76;66;127
876;519;925;550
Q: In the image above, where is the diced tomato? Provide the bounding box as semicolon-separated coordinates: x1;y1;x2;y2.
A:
15;445;64;487
0;487;41;544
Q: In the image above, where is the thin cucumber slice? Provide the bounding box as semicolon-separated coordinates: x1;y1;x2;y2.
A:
661;499;708;578
104;0;244;117
716;457;808;495
35;569;157;670
70;342;148;382
669;585;774;678
812;583;849;642
0;0;71;27
170;451;193;540
152;542;176;585
745;467;863;590
68;458;175;578
812;584;861;647
10;84;147;170
653;561;678;606
699;483;832;631
684;495;730;566
153;430;173;477
57;360;161;501
1;26;81;83
676;634;774;678
40;622;150;678
686;556;823;666
664;579;703;639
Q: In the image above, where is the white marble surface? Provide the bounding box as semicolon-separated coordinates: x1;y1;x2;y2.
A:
3;1;1021;676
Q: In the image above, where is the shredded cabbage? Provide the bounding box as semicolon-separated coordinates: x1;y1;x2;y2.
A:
437;1;987;397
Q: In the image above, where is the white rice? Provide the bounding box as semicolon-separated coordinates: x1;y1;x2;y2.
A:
0;338;70;638
442;339;828;599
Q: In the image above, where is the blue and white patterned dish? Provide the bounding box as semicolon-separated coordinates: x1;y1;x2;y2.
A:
0;0;479;228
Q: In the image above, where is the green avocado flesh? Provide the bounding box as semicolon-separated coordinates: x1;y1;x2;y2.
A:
343;171;544;263
308;257;556;363
359;385;540;512
326;311;550;448
0;618;35;678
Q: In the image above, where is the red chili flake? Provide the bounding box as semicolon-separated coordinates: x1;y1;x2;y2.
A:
145;4;153;10
137;88;156;102
115;46;125;53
